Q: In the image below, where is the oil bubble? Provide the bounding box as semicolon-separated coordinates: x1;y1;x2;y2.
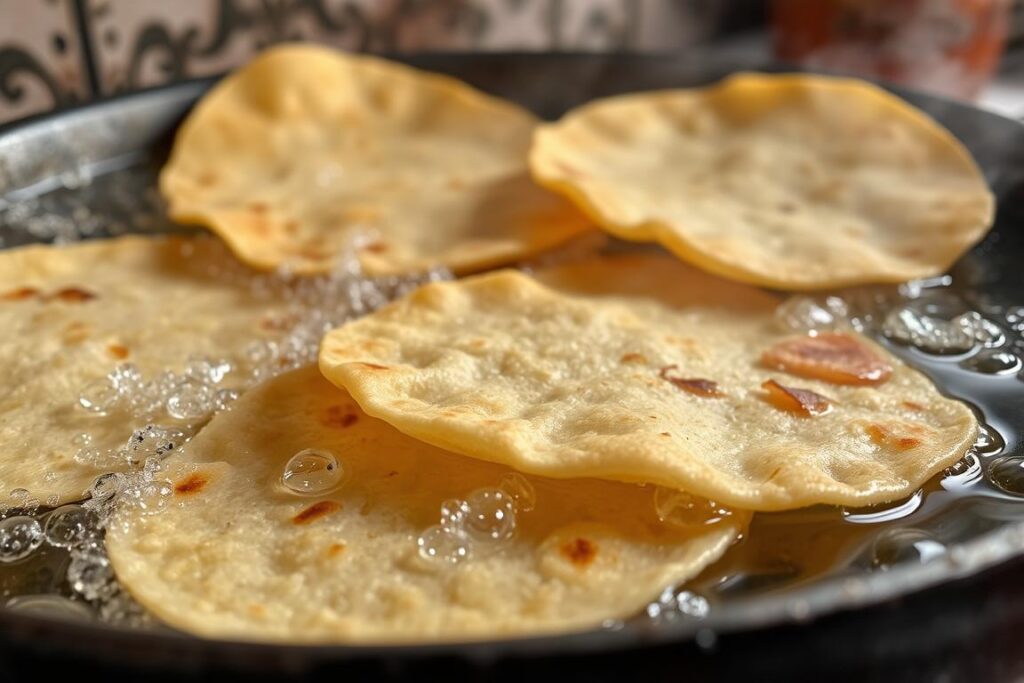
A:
123;480;173;515
645;586;710;622
499;472;536;512
870;528;945;570
774;295;849;333
0;516;43;562
961;350;1022;375
78;377;119;413
462;488;516;543
975;423;1006;455
988;456;1024;496
87;472;125;503
282;449;344;495
654;487;731;527
416;524;471;565
165;377;215;421
123;425;176;464
185;356;232;384
882;307;975;354
5;595;93;620
44;505;97;548
439;498;468;532
67;545;116;601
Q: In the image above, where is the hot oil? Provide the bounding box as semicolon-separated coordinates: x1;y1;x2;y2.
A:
1;181;1023;634
681;287;1024;621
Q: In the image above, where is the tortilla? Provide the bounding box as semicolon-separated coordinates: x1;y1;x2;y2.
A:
0;235;292;503
105;366;743;643
319;252;978;511
529;72;994;290
160;43;591;276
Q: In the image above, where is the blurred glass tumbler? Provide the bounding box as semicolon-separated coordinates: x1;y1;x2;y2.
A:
772;0;1010;100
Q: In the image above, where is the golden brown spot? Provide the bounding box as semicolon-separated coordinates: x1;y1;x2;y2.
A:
51;287;96;303
866;424;924;451
322;405;358;429
292;500;341;525
560;537;598;568
247;604;266;618
61;321;91;345
620;353;647;364
363;241;389;254
326;543;347;558
902;401;924;412
762;333;892;386
174;473;208;495
761;379;832;417
283;220;300;235
362;363;388;370
660;432;671;437
777;201;797;214
297;245;330;261
197;171;218;187
447;178;466;190
385;470;399;478
249;202;269;214
107;343;129;360
659;366;722;397
1;286;39;301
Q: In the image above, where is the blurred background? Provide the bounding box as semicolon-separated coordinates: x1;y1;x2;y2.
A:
0;0;1022;125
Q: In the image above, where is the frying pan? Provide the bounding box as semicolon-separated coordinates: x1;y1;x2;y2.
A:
0;53;1022;682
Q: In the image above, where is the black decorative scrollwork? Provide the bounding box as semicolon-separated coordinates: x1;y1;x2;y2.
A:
120;0;377;92
0;46;76;111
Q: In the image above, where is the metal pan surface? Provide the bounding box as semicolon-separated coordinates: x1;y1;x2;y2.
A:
0;53;1022;681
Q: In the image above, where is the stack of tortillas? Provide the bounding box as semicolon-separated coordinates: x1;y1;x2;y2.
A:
0;44;991;644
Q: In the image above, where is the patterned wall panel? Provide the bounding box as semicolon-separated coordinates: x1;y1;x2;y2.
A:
0;0;89;122
1;0;737;124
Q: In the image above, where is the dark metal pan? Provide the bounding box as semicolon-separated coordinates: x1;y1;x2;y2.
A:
0;53;1023;681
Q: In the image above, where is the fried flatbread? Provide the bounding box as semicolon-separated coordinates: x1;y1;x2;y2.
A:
320;252;977;510
161;44;590;276
105;367;743;642
530;73;993;290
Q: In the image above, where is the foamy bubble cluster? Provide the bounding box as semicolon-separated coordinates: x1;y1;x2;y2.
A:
74;424;186;471
645;586;710;622
882;308;1003;354
237;254;450;389
774;278;1012;363
78;357;237;425
67;541;117;601
417;476;536;566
